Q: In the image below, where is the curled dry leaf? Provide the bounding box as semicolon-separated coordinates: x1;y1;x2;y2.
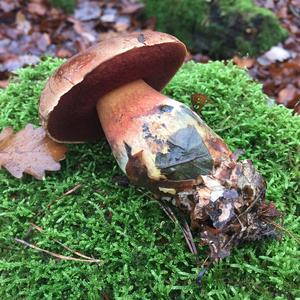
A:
278;84;300;108
0;124;67;179
191;93;208;111
0;79;9;89
27;2;47;16
264;46;292;63
252;0;300;114
74;1;102;21
120;3;144;14
233;56;255;69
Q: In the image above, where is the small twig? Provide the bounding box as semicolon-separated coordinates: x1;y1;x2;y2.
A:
265;219;300;244
159;201;197;255
234;189;264;224
241;190;263;216
35;184;82;218
222;233;237;250
235;214;246;232
23;184;83;242
47;183;82;210
196;255;212;286
159;201;176;223
15;238;102;263
289;4;300;19
52;240;94;260
15;238;103;263
201;255;210;268
63;184;82;196
30;223;94;260
182;215;198;255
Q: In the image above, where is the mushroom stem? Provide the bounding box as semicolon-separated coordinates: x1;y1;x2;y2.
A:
96;80;277;261
96;79;168;155
96;79;231;189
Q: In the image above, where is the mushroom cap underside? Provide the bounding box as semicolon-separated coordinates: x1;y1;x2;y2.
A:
39;31;187;143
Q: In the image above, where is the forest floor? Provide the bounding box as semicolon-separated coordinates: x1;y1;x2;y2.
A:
0;0;299;113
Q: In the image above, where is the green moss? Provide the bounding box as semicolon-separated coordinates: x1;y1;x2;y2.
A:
144;0;288;58
0;58;299;299
49;0;76;13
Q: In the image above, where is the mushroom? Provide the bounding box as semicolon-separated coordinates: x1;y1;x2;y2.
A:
39;31;279;259
39;31;230;193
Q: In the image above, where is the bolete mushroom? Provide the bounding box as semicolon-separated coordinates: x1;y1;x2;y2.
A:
39;31;279;260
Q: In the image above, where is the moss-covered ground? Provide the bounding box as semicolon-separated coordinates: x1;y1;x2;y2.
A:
144;0;288;58
0;58;299;299
49;0;76;13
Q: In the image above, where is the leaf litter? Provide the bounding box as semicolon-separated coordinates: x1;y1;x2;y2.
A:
0;124;67;179
236;0;300;114
161;153;282;261
0;0;145;84
1;0;298;114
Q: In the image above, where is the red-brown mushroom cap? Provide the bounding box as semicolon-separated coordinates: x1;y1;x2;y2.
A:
39;31;187;143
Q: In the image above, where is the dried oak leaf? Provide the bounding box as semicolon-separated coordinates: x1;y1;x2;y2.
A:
0;124;67;179
278;84;300;108
191;93;208;111
233;56;255;69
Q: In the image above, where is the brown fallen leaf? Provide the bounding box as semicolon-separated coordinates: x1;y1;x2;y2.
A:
27;2;47;16
74;1;101;21
191;93;208;111
277;84;300;108
233;56;255;69
264;46;292;63
120;3;144;14
0;80;9;89
68;17;97;43
0;0;20;13
15;11;31;34
114;16;131;32
294;101;300;114
56;48;73;58
0;124;67;179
